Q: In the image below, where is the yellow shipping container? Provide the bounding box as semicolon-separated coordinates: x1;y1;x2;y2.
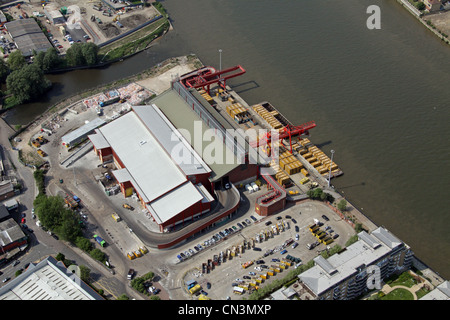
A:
307;156;317;163
318;167;328;174
311;161;321;168
292;160;303;169
303;152;313;159
300;138;311;146
278;176;290;185
299;148;308;155
285;155;296;164
301;168;309;177
284;164;294;175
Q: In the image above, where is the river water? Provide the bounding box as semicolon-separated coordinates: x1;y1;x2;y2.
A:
4;0;450;278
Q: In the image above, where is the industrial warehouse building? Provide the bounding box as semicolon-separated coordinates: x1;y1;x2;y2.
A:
89;104;215;232
88;68;264;233
5;18;52;57
61;117;106;149
0;217;28;264
0;256;104;300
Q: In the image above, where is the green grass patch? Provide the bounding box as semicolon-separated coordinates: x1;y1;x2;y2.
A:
385;271;417;288
380;288;414;300
99;19;169;62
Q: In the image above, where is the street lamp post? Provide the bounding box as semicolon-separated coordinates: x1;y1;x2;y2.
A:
219;49;222;71
328;149;335;188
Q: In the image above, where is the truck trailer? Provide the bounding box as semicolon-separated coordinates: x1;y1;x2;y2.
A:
93;234;106;247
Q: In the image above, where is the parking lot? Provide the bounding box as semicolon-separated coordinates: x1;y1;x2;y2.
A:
172;192;356;300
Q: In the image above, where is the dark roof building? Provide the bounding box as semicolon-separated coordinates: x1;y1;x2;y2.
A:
5;18;52;57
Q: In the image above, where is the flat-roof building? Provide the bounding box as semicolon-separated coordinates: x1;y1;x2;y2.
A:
420;281;450;300
5;18;53;57
61;117;105;149
0;218;27;264
0;256;104;300
298;227;414;300
89;104;214;232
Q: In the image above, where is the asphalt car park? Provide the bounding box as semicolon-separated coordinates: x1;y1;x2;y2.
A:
178;198;356;300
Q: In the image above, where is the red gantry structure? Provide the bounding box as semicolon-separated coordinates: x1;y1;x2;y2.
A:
251;121;317;155
179;65;246;94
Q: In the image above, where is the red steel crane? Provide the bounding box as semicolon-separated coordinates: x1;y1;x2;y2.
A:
251;121;317;155
180;65;246;94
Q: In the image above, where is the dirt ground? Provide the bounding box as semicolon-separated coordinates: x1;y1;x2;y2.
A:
427;11;450;36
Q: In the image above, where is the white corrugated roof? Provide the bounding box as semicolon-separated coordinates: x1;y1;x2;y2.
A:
98;111;187;203
133;104;211;176
61;118;105;145
88;129;110;149
147;181;203;225
0;257;102;300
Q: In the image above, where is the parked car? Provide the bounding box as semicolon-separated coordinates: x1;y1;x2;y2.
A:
295;225;299;232
280;249;287;255
265;221;272;226
250;215;257;221
322;215;330;221
333;234;340;239
292;218;297;224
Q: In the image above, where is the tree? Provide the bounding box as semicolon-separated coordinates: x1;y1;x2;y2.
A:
55;253;66;261
42;48;63;71
6;64;51;104
307;188;323;200
65;43;85;66
337;199;347;212
0;58;9;82
416;2;425;10
34;195;66;230
66;43;99;67
90;248;106;262
79;265;91;283
75;237;93;252
7;51;26;71
33;195;82;241
81;42;99;66
57;210;82;242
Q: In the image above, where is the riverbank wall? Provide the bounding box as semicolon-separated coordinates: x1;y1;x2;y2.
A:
396;0;450;45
